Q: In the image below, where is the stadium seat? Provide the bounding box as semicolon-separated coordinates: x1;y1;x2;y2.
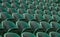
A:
16;21;31;33
21;32;36;37
23;13;34;21
28;21;44;34
36;32;50;37
34;14;43;21
4;32;20;37
0;12;12;20
40;21;54;33
2;20;18;31
49;32;60;37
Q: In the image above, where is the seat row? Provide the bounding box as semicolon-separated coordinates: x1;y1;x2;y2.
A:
0;32;60;37
0;3;60;10
0;20;60;35
0;13;60;22
0;0;59;3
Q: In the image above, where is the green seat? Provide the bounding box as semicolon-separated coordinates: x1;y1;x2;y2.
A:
2;2;11;8
7;8;17;14
20;3;26;9
52;15;60;22
27;9;35;14
43;10;51;15
34;14;43;21
16;21;31;32
23;13;34;21
35;9;43;15
12;13;24;20
21;32;36;37
40;21;54;33
17;9;26;14
50;22;60;31
43;14;52;22
36;5;43;10
2;20;18;31
36;32;50;37
51;10;58;15
4;32;20;37
49;6;56;11
28;4;35;9
0;12;12;20
49;32;60;37
28;21;44;33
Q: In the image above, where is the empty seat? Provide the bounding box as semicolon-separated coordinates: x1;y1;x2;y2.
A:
23;13;34;21
28;4;35;9
4;32;20;37
2;20;18;31
43;10;51;15
17;9;26;14
43;14;52;22
36;32;50;37
21;32;36;37
28;21;44;33
27;9;35;14
16;21;31;33
35;9;43;15
49;32;60;37
51;10;58;15
0;12;12;20
7;8;17;14
12;13;24;20
40;21;54;33
50;22;60;32
52;15;60;22
34;14;43;21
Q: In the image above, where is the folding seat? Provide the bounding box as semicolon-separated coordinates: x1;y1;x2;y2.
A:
51;3;57;7
7;8;17;14
40;21;55;33
23;13;34;21
27;9;35;14
11;3;20;9
2;2;11;8
0;12;12;20
43;14;52;22
0;35;2;37
52;15;60;22
28;21;44;34
36;5;43;10
28;4;35;9
49;32;60;37
17;9;26;14
42;5;49;10
35;9;43;15
32;1;39;6
16;21;31;33
50;22;60;32
26;0;32;5
49;6;56;11
4;32;20;37
51;10;58;15
36;32;50;37
2;20;18;32
43;10;51;15
12;13;24;20
34;14;44;21
20;3;26;9
21;32;36;37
